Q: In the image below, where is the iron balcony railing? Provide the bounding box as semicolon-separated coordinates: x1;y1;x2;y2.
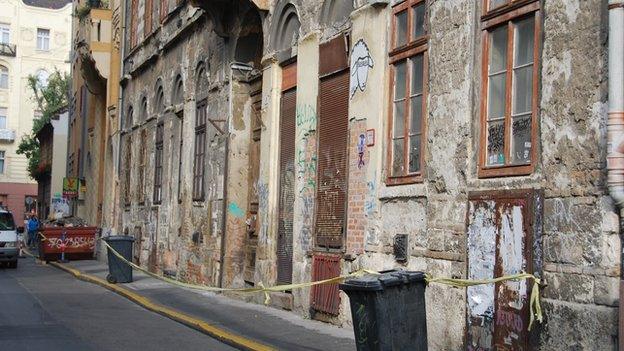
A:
0;43;16;57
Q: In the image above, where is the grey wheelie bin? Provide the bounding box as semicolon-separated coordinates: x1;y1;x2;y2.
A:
104;235;134;284
339;270;428;351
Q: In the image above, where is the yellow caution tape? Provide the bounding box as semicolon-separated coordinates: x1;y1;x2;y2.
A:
90;239;544;331
425;273;543;330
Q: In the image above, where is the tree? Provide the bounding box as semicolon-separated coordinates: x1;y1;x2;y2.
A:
16;69;70;180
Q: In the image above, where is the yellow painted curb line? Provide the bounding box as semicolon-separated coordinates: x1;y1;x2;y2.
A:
49;262;275;351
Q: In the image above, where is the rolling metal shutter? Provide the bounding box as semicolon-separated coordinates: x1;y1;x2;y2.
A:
277;87;297;285
315;71;349;249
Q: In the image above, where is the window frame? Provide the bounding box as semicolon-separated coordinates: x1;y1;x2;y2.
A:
138;129;147;205
478;1;541;178
0;150;5;174
123;135;132;207
0;107;6;129
192;99;207;201
386;0;429;186
0;65;8;89
153;122;164;204
0;23;10;45
36;28;50;51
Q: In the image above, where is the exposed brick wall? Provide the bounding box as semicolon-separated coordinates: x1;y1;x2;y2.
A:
346;119;367;255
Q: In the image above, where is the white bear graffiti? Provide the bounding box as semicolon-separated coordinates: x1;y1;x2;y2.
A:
350;39;375;98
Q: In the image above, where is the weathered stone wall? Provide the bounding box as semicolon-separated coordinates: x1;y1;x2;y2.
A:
254;0;617;349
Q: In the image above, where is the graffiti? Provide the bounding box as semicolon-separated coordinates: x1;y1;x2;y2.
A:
296;104;317;131
46;237;95;250
227;202;245;218
357;133;366;169
350;39;374;98
255;182;269;244
496;310;524;333
364;178;377;217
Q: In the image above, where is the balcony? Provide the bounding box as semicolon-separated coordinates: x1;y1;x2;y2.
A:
0;129;16;142
0;43;16;57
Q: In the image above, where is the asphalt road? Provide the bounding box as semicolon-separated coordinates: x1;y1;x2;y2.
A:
0;258;236;351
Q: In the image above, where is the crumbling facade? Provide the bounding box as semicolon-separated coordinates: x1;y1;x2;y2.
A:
116;0;619;349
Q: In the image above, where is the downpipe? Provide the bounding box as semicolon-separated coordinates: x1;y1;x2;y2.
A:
606;1;624;349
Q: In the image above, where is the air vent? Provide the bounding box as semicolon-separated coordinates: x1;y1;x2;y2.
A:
394;234;408;262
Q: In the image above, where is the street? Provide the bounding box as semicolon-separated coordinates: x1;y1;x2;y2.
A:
0;257;236;351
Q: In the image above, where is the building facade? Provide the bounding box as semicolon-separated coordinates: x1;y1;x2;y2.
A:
35;109;68;219
115;0;619;349
0;0;71;223
68;0;121;228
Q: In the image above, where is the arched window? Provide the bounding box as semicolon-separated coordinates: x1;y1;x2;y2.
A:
155;82;165;114
193;63;208;200
125;106;134;129
269;2;300;57
0;65;8;89
140;96;148;122
172;75;184;105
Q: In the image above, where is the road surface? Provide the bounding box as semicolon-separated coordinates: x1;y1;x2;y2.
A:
0;258;236;351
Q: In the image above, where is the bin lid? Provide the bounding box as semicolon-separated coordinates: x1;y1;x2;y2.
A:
339;270;425;292
104;235;135;242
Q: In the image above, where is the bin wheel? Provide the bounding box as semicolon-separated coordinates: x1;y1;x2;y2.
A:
106;274;117;284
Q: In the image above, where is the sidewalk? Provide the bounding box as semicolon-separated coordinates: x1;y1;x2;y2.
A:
59;259;356;351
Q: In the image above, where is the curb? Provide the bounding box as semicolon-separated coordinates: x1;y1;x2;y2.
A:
48;261;275;351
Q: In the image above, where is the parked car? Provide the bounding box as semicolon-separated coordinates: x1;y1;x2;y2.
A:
0;209;22;268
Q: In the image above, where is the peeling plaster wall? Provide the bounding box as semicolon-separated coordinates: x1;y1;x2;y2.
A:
254;0;616;349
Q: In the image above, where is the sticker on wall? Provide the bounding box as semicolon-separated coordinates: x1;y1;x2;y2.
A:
350;39;375;98
357;133;366;169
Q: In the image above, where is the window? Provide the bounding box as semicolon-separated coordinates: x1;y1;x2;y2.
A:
172;75;184;202
0;108;6;129
36;28;50;51
130;0;138;48
144;0;153;37
125;106;134;129
123;136;132;206
387;0;428;185
0;65;8;89
140;96;148;122
193;100;207;201
138;130;147;204
0;151;5;174
479;0;540;177
0;23;9;44
0;212;15;230
153;123;164;204
160;0;168;22
155;84;164;114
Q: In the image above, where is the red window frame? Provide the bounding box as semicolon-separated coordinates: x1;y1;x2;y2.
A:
386;0;428;186
478;0;540;178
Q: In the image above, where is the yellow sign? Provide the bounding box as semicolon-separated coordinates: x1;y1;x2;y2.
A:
63;177;79;197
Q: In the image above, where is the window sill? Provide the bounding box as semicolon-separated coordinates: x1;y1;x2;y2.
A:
478;163;534;178
385;174;423;186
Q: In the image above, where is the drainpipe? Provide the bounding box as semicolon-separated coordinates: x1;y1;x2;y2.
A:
606;1;624;348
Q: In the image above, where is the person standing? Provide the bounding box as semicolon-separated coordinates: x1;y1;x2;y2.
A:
27;214;39;249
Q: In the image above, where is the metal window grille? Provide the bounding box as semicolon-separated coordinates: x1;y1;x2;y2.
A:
192;100;207;201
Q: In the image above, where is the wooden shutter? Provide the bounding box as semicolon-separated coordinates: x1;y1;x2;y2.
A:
276;87;296;285
466;190;543;351
315;71;349;249
144;0;153;37
130;0;138;48
310;253;341;315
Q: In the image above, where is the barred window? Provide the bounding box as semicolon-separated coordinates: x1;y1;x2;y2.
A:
153;123;164;203
192;99;207;201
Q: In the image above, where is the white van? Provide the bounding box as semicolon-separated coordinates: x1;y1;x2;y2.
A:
0;209;21;268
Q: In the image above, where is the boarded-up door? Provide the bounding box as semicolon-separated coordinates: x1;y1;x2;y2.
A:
277;62;297;285
466;190;542;351
315;71;349;249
